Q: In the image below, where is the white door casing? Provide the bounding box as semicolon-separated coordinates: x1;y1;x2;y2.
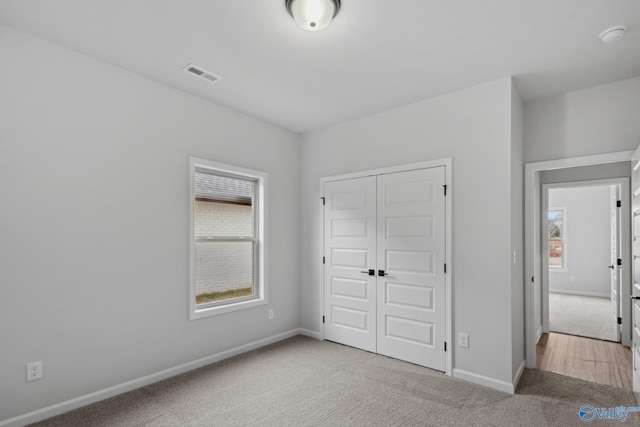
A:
322;164;448;372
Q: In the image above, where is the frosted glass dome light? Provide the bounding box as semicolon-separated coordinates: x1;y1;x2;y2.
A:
285;0;341;32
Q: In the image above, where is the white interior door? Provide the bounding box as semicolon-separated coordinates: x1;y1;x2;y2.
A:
323;176;377;352
611;185;622;342
376;167;446;370
631;149;640;393
323;166;447;372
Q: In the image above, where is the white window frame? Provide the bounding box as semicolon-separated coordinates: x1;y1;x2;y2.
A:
548;206;567;272
189;157;268;320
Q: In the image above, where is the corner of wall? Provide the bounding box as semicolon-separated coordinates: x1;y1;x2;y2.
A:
510;78;526;379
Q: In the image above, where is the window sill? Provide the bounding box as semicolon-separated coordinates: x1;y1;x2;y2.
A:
190;296;267;320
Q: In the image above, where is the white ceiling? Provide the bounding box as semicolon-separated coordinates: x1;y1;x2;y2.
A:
1;0;639;133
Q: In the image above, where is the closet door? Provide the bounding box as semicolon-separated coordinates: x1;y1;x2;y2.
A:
376;167;447;370
323;176;377;352
632;150;640;393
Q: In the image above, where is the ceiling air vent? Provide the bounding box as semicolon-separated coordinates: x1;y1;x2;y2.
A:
183;64;221;85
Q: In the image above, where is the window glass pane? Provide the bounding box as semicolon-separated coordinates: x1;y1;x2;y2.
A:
194;171;255;237
194;199;254;238
195;241;255;304
548;210;563;268
193;170;257;306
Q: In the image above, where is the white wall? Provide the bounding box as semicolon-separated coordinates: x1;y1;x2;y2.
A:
524;76;640;163
300;77;521;388
548;186;612;296
0;24;300;422
539;162;631;185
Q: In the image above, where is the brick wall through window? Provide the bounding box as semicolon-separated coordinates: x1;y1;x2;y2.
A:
195;200;253;295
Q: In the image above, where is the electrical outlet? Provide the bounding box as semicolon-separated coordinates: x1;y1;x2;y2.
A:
268;309;274;320
458;333;469;348
27;361;42;382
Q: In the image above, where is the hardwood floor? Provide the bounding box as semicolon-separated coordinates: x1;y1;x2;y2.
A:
537;332;632;390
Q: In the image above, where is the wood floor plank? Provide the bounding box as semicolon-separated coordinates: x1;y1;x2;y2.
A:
537;332;632;390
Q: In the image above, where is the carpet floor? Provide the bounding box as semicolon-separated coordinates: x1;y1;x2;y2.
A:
549;292;618;341
28;336;639;427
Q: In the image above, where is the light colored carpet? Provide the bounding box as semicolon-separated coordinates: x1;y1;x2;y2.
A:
549;292;618;341
29;336;638;427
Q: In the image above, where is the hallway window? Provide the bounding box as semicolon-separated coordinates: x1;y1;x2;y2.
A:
189;158;268;320
548;208;566;269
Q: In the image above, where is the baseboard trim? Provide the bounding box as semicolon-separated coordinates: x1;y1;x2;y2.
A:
512;360;526;392
452;368;517;394
297;328;322;340
550;290;610;298
0;328;306;427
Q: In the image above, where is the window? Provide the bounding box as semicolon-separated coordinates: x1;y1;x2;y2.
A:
190;158;267;319
548;208;566;270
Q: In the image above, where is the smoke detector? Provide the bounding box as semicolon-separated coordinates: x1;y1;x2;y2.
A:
599;25;627;44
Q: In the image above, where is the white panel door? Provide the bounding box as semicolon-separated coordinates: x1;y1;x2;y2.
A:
376;167;446;370
324;176;377;352
611;185;622;342
631;151;640;393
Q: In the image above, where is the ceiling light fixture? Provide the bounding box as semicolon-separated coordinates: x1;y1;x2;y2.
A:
285;0;341;32
599;25;627;44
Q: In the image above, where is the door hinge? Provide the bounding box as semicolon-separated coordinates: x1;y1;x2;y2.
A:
323;256;326;264
444;342;447;352
617;200;622;208
444;263;447;274
322;315;325;324
618;317;622;325
443;185;448;196
321;196;325;205
617;258;622;267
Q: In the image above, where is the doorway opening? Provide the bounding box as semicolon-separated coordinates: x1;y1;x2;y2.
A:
524;152;633;390
538;181;632;390
543;182;623;343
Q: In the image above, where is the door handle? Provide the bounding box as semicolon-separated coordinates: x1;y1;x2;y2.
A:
631;296;640;300
378;270;389;277
608;265;615;270
361;269;375;276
